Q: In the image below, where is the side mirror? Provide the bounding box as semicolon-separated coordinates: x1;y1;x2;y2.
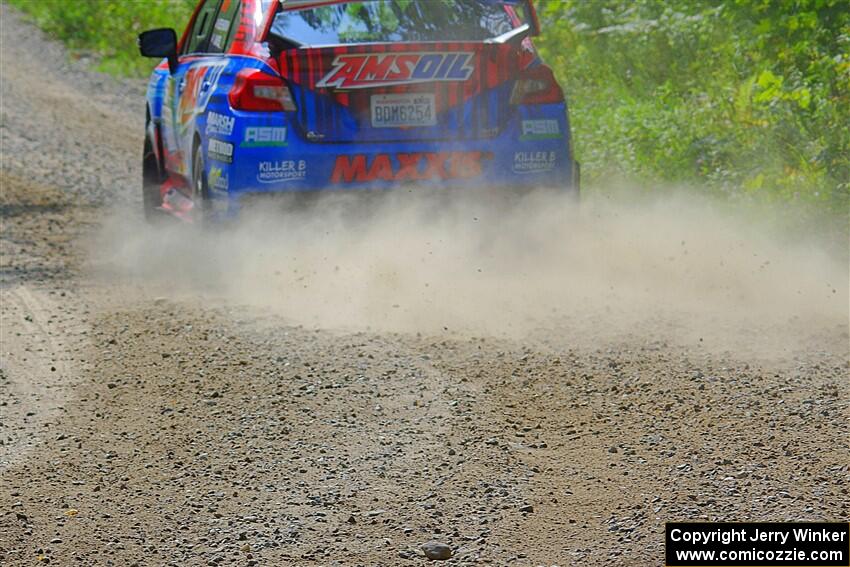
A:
524;0;541;36
138;28;178;74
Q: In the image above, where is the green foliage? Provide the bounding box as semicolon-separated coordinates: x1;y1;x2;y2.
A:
536;0;849;226
8;0;196;76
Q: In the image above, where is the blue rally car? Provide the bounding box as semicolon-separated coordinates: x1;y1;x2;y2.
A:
139;0;578;221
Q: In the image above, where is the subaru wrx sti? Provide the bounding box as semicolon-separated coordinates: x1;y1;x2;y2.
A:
139;0;579;221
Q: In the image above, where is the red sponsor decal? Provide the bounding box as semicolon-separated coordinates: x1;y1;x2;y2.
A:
316;52;474;89
331;152;492;184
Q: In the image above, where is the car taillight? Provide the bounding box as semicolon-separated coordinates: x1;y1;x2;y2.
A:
510;65;564;105
228;69;296;112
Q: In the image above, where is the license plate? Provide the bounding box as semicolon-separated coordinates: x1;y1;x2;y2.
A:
371;93;436;128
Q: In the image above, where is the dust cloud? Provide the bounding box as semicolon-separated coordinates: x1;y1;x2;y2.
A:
93;187;848;358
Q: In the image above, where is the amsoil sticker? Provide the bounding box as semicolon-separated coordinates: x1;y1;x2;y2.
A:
513;151;556;174
330;151;492;184
317;52;474;89
257;160;306;183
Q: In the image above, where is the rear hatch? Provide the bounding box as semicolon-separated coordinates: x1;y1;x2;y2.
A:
266;0;537;143
278;43;522;142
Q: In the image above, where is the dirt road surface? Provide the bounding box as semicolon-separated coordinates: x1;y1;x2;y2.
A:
1;6;848;566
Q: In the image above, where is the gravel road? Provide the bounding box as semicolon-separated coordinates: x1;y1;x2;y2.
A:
1;5;848;566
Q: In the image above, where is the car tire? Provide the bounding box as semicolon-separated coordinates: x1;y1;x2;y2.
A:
142;135;163;221
192;141;212;224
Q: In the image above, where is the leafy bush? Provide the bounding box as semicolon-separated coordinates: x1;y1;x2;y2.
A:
536;0;849;225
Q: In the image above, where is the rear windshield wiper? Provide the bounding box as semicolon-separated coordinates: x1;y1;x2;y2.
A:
484;23;531;46
267;31;305;54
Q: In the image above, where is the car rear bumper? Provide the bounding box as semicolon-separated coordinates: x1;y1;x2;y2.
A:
211;142;576;195
202;103;577;203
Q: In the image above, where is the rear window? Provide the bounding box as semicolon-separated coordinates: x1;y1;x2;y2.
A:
269;0;522;46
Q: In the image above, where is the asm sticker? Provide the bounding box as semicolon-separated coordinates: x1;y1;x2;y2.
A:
242;127;287;147
317;52;474;89
208;139;234;163
258;160;306;183
521;120;561;141
206;112;235;136
331;152;492;184
513;151;557;174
